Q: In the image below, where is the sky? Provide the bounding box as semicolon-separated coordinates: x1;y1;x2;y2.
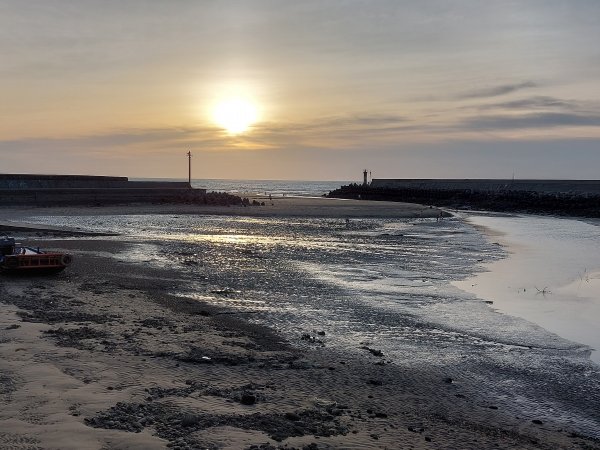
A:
1;0;600;181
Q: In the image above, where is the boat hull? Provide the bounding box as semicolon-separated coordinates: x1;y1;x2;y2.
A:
0;253;71;275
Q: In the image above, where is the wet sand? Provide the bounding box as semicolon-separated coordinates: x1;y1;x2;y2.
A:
455;213;600;363
0;201;599;449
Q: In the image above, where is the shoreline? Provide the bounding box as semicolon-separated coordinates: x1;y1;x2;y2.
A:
1;200;599;449
454;212;600;363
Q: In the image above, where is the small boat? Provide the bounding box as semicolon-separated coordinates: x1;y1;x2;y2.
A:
0;236;72;274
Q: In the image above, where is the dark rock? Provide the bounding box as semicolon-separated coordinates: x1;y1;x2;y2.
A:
284;412;301;421
532;419;543;425
181;414;201;427
240;393;257;405
360;346;384;357
444;377;453;384
303;445;319;450
328;408;342;416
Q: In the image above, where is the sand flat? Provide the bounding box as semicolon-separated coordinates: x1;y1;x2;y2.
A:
1;201;599;449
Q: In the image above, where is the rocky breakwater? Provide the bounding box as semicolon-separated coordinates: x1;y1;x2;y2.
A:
328;182;600;217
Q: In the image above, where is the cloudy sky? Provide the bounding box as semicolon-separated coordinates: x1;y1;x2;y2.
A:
2;0;599;181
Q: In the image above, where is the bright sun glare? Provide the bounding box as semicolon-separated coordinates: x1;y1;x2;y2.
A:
213;98;258;134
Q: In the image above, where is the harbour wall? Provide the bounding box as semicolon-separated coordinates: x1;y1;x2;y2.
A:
370;179;600;195
0;174;205;206
0;174;190;190
329;179;600;217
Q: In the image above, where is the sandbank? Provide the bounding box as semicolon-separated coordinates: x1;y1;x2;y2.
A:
0;196;444;222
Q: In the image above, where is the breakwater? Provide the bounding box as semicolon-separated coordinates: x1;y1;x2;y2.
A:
0;174;216;206
328;179;600;217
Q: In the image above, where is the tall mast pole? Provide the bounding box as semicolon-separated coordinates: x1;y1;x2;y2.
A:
187;151;192;188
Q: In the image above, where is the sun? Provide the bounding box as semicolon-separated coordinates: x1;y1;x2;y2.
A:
213;98;258;134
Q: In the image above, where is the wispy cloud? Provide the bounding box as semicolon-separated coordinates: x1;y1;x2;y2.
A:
474;96;575;111
0;126;226;156
458;81;538;100
255;114;407;135
461;112;600;130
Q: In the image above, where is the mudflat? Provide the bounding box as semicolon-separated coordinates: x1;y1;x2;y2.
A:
0;200;598;449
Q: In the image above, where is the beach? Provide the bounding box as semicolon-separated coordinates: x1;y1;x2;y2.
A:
1;198;599;450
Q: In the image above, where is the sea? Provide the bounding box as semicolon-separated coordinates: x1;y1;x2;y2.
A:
190;178;347;197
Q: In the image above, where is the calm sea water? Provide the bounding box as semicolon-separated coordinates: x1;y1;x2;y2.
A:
133;178;348;197
132;178;346;197
192;178;348;197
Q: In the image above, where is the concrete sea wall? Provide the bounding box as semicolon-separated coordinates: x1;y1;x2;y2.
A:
0;174;204;206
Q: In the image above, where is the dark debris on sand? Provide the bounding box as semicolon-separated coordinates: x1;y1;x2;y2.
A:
85;401;349;448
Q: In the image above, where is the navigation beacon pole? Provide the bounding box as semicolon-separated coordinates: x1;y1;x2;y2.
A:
187;151;192;188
